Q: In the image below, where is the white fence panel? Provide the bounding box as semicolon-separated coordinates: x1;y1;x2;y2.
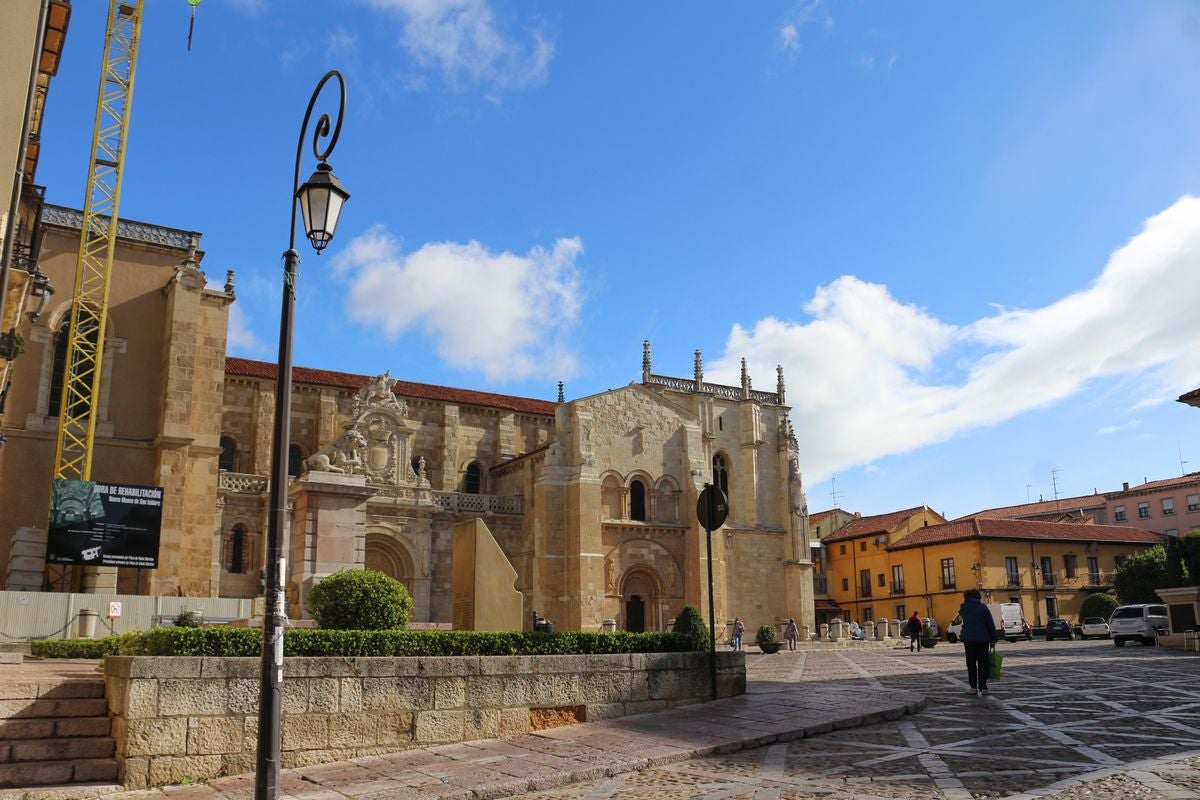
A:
0;591;254;640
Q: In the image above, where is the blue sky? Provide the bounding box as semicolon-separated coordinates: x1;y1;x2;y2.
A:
33;1;1200;519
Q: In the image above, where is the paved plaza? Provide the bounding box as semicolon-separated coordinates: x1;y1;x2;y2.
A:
512;640;1200;800
4;640;1198;800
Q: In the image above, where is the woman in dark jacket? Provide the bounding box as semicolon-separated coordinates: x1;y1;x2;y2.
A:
957;589;998;695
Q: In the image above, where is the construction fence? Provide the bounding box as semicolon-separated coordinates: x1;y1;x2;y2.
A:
0;590;255;641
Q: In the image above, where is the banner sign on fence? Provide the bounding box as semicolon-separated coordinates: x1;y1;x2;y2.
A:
47;480;163;568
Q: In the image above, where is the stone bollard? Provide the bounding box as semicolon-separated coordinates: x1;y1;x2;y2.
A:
819;623;829;641
77;608;98;640
802;624;811;641
829;619;843;641
864;621;875;640
891;619;903;639
601;619;617;632
876;619;890;640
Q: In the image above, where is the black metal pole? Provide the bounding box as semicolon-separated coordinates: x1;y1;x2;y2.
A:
255;246;296;800
255;69;345;800
705;485;717;700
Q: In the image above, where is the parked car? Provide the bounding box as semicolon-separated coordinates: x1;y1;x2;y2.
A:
947;614;962;643
946;610;1029;643
1079;617;1110;639
1109;603;1169;646
1044;618;1074;641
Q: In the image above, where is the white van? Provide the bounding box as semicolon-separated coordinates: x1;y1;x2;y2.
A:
946;603;1031;643
1109;603;1169;646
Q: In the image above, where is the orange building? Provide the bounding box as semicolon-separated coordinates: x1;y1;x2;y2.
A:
824;513;1164;629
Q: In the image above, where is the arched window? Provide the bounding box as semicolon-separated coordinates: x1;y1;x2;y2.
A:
464;461;483;494
287;445;304;478
225;524;247;574
630;479;647;521
601;475;623;519
712;453;729;497
219;436;237;472
48;318;99;417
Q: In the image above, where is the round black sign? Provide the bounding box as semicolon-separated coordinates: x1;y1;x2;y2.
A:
696;484;729;530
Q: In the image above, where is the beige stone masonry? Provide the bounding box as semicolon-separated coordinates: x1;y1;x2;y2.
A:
103;651;744;788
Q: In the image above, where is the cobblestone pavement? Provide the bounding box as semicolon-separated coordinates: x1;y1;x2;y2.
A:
508;640;1200;800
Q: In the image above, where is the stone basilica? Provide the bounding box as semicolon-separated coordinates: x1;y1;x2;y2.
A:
0;209;815;635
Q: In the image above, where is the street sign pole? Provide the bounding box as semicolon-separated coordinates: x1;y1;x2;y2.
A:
697;483;728;701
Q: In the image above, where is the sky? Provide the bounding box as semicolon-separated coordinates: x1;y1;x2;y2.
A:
31;0;1200;520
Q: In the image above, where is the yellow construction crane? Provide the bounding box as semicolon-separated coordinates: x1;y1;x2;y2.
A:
50;0;143;592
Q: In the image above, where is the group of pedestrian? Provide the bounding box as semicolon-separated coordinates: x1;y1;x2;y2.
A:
729;616;802;651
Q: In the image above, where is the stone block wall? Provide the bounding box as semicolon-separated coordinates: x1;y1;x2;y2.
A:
103;651;744;789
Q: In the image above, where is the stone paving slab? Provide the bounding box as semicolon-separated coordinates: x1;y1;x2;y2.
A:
0;650;924;800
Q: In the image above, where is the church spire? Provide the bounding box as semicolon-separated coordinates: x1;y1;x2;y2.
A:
557;381;564;403
642;339;651;383
776;364;785;404
740;358;751;399
693;349;703;390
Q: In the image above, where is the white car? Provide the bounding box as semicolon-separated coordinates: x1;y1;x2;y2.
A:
1079;617;1110;640
1110;603;1169;646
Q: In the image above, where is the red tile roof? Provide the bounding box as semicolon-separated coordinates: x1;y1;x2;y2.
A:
225;357;558;416
889;518;1164;550
956;494;1104;521
1106;473;1200;496
821;506;927;543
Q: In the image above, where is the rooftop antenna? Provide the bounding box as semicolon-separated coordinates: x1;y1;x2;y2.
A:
1051;467;1062;502
1179;441;1188;477
830;474;844;509
1026;484;1032;503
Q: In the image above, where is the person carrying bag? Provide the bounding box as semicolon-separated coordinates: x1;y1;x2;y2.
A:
957;588;999;696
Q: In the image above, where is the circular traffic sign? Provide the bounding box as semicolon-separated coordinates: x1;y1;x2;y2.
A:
696;484;729;530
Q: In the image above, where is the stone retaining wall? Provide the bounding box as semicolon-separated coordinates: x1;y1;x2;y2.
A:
103;652;745;788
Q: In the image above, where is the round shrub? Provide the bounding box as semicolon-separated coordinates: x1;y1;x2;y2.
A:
306;568;413;630
756;624;776;644
671;604;710;651
1079;592;1118;621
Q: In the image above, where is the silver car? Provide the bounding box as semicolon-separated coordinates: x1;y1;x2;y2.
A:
1079;617;1110;639
1109;604;1168;646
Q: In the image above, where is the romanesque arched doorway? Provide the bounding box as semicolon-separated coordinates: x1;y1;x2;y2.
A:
620;568;661;632
364;532;416;597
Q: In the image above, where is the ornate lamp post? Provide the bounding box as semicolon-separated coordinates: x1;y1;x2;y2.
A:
256;70;350;800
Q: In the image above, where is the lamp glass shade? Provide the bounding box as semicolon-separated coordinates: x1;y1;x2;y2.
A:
297;162;350;253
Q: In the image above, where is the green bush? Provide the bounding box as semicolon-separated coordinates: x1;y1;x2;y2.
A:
671;604;710;651
1115;545;1168;604
1079;592;1118;621
114;627;692;657
306;568;413;631
174;609;202;628
755;624;776;644
31;636;120;658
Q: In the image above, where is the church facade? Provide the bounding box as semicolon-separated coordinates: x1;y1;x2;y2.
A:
0;207;815;636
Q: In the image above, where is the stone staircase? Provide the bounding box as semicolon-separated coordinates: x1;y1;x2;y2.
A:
0;671;118;790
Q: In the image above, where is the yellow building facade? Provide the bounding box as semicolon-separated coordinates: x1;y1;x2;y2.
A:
824;515;1164;628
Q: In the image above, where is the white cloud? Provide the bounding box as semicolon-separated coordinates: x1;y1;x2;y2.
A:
333;225;583;382
365;0;553;94
1096;420;1141;436
708;196;1200;482
778;1;833;59
226;304;267;356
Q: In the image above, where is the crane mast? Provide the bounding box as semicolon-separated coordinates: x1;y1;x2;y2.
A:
50;0;143;592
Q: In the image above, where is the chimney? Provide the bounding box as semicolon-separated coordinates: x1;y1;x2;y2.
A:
1122;482;1129;491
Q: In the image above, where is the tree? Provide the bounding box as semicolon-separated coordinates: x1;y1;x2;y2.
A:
1079;592;1118;621
671;604;710;651
306;568;413;630
1114;545;1168;605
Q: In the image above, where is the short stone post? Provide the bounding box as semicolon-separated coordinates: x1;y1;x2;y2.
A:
876;619;890;640
829;619;843;641
602;619;617;632
802;624;811;641
819;623;829;640
890;619;903;639
77;608;98;639
864;621;875;640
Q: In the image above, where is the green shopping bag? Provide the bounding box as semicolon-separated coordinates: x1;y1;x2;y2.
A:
990;650;1003;682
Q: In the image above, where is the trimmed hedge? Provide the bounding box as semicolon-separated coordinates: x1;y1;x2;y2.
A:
31;636;120;659
112;627;693;658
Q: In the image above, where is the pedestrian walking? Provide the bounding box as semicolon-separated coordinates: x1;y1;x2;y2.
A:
957;588;998;696
785;617;799;650
732;616;745;651
905;611;923;651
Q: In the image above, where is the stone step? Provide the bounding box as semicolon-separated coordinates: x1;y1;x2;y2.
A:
5;737;115;763
0;681;105;703
0;717;110;740
0;759;118;790
0;698;108;720
0;782;124;800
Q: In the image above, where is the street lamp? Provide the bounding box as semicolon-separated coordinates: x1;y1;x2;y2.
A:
256;70;350;800
28;267;55;323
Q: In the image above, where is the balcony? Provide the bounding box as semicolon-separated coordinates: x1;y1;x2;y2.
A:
890;583;905;595
859;586;873;598
1006;575;1022;587
1085;571;1116;588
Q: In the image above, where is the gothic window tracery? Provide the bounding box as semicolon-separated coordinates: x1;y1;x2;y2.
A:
224;524;248;574
712;452;730;497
